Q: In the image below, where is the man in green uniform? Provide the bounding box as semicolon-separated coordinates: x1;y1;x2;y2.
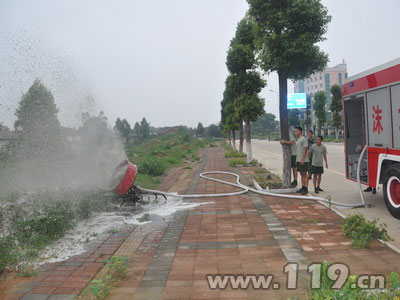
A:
307;130;316;180
309;136;328;194
294;126;309;195
280;130;298;186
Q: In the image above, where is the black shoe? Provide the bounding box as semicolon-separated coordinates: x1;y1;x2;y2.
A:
372;188;376;194
314;189;319;194
301;188;309;195
317;186;324;192
364;187;372;192
291;180;298;187
296;187;304;193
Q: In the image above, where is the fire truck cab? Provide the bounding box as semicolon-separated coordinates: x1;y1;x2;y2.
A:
343;57;400;219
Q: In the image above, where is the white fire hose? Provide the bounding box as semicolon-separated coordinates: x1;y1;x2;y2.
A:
139;163;366;208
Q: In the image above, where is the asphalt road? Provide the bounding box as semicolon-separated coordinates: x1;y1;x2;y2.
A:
248;139;400;248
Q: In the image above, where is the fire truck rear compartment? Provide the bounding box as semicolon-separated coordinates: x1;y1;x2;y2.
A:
344;97;368;183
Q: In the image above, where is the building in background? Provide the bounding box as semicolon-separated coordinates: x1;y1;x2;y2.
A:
293;61;348;131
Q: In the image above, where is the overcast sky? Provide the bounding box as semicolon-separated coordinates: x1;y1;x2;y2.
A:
1;0;400;129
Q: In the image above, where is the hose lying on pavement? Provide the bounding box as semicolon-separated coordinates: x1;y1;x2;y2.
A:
138;171;365;208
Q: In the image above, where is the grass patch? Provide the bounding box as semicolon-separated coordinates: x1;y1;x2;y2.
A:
306;261;400;299
82;256;129;300
225;150;247;158
254;168;268;173
127;133;209;189
341;214;392;249
138;213;150;223
253;171;282;189
229;159;248;167
0;191;118;273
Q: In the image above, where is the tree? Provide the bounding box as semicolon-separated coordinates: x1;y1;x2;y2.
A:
80;111;110;145
313;91;327;135
220;76;240;150
133;122;141;143
132;118;150;144
114;118;131;143
207;124;223;138
251;112;279;134
247;0;331;187
330;84;343;141
14;79;62;160
196;122;205;137
225;17;266;162
288;109;300;127
140;117;150;141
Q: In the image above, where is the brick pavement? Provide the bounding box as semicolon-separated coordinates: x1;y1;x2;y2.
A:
8;147;400;300
6;228;134;300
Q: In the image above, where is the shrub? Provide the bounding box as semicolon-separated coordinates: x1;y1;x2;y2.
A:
308;261;400;299
0;236;18;271
225;151;247;158
139;158;167;176
342;214;392;249
229;159;249;167
86;256;129;299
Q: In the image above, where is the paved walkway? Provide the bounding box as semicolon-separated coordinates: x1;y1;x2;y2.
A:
7;147;400;300
250;139;400;249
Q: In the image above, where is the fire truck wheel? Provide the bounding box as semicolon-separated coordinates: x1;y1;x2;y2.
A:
383;166;400;219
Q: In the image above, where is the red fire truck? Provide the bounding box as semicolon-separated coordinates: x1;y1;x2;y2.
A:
343;57;400;219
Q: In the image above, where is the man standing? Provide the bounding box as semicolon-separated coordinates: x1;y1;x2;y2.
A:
294;126;309;194
310;136;328;193
307;130;316;179
281;130;298;186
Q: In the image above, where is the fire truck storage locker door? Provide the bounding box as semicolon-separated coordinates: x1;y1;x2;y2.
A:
391;84;400;149
366;87;391;148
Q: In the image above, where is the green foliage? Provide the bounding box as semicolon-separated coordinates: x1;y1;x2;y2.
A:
207;124;223;137
342;214;392;249
309;261;400;299
0;236;18;271
114;118;131;143
16;268;37;277
226;43;255;74
288;109;301;127
330;84;343;138
11;202;75;249
248;0;331;186
254;168;268;173
313;91;328;131
196;122;205;136
80;111;111;145
225;150;247;158
14;79;63;160
247;0;331;80
139;158;167;176
229;159;248;167
229;158;259;167
88;256;129;299
251;113;279;134
0;191;117;272
127;133;206;188
138;213;150;223
221;17;265;137
132;117;151;144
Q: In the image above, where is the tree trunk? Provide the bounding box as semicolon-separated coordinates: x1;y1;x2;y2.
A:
228;131;232;148
335;127;339;141
232;130;236;150
278;71;291;188
245;120;252;163
239;120;244;153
